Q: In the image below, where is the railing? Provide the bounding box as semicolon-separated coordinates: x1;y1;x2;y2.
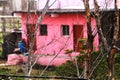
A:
0;16;21;33
0;74;87;80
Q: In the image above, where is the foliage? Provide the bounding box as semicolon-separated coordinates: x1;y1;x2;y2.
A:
78;38;87;44
89;52;120;80
65;49;74;54
0;52;120;79
115;53;120;79
115;63;120;79
55;61;83;77
78;51;109;79
0;68;10;74
90;51;108;79
55;51;120;79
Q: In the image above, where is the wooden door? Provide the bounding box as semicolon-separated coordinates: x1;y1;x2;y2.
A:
27;24;36;51
73;25;83;52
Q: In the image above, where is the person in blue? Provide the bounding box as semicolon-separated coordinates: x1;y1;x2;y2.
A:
18;39;27;54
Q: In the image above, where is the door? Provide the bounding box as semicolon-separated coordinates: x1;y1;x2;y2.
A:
27;24;37;52
73;25;83;52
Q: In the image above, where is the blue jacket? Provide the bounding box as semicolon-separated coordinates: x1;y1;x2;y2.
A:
18;41;26;53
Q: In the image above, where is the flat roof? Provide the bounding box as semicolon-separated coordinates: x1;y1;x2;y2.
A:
12;9;120;14
12;9;87;14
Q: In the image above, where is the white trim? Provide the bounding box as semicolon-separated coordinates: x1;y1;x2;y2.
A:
0;16;21;18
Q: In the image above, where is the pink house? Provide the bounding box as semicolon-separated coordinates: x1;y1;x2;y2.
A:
9;0;100;66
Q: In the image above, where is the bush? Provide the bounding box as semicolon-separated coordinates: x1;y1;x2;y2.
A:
55;61;83;77
115;53;120;79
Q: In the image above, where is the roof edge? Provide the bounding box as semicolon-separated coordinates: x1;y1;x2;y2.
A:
12;9;120;14
12;9;86;14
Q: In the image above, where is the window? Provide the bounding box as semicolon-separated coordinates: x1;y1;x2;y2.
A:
62;25;69;36
40;24;47;36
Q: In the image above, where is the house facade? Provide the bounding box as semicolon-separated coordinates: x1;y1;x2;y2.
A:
11;0;120;66
12;11;98;66
20;11;98;53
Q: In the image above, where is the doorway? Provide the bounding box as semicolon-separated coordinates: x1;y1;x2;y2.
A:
73;25;83;52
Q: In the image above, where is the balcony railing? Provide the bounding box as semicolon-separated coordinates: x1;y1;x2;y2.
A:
12;0;37;11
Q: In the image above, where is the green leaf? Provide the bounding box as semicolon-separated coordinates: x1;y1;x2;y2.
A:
65;49;74;54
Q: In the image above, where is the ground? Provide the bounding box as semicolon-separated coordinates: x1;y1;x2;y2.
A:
0;58;58;80
0;59;6;64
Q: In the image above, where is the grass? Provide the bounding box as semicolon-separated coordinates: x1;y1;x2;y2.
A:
0;60;82;80
0;63;57;80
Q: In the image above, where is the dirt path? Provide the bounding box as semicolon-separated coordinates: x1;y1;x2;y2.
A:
0;59;7;66
0;59;6;63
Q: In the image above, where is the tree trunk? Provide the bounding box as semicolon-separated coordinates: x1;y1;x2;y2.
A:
109;48;116;80
93;0;109;51
83;0;94;79
109;0;119;80
25;0;50;79
94;0;119;79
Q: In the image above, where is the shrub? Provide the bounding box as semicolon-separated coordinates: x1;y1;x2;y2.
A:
55;61;83;77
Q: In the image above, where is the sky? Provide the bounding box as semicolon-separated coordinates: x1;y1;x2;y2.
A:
35;0;120;10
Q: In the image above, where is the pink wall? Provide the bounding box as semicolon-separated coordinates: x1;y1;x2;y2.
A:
20;13;99;66
36;13;85;55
